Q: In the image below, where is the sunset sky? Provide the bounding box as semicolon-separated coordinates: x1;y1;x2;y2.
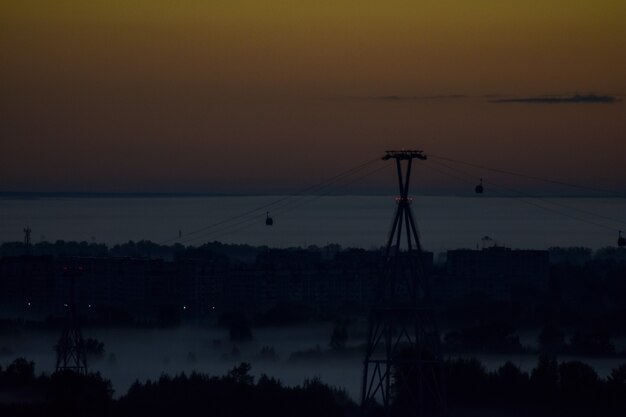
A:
1;1;625;193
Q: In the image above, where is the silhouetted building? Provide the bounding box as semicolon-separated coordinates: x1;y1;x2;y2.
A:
0;249;440;321
0;255;55;317
438;246;549;301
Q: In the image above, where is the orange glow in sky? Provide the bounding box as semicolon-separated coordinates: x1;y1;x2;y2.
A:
1;1;625;192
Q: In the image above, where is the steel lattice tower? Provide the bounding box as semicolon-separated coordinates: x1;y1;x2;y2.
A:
56;265;88;374
23;227;32;255
361;150;445;417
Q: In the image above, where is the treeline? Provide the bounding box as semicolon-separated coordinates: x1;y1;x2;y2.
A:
0;240;347;262
442;320;626;357
0;358;113;417
1;240;238;261
446;356;626;417
548;246;626;264
4;240;626;263
2;356;626;416
0;359;356;417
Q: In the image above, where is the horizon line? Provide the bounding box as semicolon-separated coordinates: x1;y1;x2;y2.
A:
1;190;625;199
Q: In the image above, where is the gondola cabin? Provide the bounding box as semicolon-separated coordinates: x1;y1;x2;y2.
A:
475;179;484;194
265;212;274;226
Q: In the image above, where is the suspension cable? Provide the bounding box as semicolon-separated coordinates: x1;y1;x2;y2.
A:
162;156;384;245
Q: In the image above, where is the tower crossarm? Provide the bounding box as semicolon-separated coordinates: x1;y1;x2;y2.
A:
382;150;427;161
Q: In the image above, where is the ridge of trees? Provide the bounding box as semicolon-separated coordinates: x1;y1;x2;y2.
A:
2;355;626;416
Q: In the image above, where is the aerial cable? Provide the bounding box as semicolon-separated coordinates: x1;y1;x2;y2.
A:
270;162;391;216
426;159;622;232
255;163;390;219
177;153;623;245
428;159;626;229
166;160;382;245
178;160;386;245
484;182;619;233
429;154;625;197
182;162;392;244
423;160;621;233
162;156;383;245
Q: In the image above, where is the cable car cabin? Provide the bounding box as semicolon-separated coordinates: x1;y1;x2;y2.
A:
265;212;274;226
618;231;625;247
475;179;484;194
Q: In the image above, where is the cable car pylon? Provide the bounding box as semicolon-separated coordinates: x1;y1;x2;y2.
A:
361;150;445;416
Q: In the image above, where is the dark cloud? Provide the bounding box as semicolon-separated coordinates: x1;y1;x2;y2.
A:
370;94;620;104
490;94;618;104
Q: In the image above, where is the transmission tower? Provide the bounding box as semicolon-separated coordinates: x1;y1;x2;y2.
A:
56;264;88;374
23;226;32;254
361;150;445;416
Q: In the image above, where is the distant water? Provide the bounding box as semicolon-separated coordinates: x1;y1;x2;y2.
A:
1;195;625;251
